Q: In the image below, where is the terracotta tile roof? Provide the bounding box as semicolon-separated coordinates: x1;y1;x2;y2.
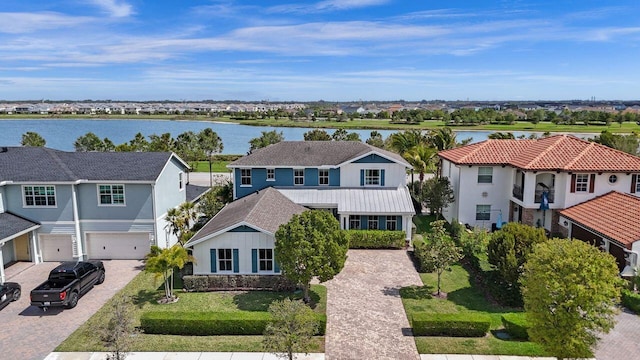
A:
438;134;640;172
560;191;640;249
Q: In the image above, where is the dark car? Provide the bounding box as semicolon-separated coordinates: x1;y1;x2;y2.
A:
0;282;21;310
30;261;105;310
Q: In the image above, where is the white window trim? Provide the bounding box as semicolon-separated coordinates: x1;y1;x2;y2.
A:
294;169;305;186
258;248;274;273
364;169;381;186
319;169;330;186
369;216;379;230
22;185;57;208
240;168;252;187
97;184;126;206
477;167;493;184
476;205;491;221
575;174;589;192
178;172;184;191
218;248;234;273
266;168;276;182
386;216;397;231
349;215;361;230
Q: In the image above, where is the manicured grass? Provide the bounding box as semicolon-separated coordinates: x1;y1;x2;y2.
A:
401;264;547;356
413;214;438;234
189;160;232;173
56;271;326;353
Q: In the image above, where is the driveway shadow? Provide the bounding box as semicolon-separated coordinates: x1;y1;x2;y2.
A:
20;305;64;316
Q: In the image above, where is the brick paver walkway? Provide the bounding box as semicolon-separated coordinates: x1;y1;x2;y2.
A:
595;308;640;360
324;249;423;360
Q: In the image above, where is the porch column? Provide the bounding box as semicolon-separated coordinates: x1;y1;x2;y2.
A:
403;216;412;244
71;184;84;260
0;243;5;283
340;214;347;230
30;231;41;264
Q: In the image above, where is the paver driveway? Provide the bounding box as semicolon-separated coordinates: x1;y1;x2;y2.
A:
324;249;423;360
0;260;142;360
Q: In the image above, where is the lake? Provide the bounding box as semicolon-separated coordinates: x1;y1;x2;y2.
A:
0;119;580;154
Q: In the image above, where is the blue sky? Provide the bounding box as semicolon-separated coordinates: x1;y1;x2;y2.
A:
1;0;640;101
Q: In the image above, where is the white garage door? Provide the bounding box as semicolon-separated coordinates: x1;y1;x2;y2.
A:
40;234;74;262
86;232;150;260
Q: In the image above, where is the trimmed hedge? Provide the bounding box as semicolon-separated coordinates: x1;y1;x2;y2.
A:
182;275;296;292
501;313;530;340
140;311;326;336
344;230;406;249
411;313;491;337
622;289;640;314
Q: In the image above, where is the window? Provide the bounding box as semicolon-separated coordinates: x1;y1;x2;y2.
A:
475;205;491;221
386;216;397;231
368;216;379;230
294;169;304;185
365;169;380;185
477;167;493;183
259;249;273;271
575;174;589;192
319;169;329;185
266;169;275;181
635;174;640;193
23;185;56;207
98;184;125;205
218;249;233;272
241;169;251;186
349;215;361;229
608;175;617;184
178;173;184;190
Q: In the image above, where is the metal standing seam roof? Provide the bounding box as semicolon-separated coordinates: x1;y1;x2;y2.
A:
0;212;40;243
228;141;410;168
275;186;416;214
560;191;640;249
0;146;184;182
438;134;640;172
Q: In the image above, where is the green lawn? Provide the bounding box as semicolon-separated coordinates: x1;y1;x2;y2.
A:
56;271;326;353
401;264;548;356
189;160;232;173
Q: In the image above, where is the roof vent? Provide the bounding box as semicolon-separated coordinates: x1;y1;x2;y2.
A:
482;191;488;197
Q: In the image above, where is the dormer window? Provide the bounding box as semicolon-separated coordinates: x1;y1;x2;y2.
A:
319;169;329;185
365;169;380;185
294;169;304;185
266;169;275;181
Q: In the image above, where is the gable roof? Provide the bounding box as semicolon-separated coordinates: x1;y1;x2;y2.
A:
438;135;640;172
186;187;307;247
0;212;40;243
0;147;187;182
560;191;640;249
229;141;410;168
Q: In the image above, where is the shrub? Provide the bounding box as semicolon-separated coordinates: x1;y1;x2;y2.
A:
501;313;530;340
140;311;326;336
411;313;491;337
344;230;406;249
622;289;640;314
182;275;296;292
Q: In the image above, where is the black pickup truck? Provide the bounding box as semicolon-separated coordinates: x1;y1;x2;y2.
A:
30;261;105;310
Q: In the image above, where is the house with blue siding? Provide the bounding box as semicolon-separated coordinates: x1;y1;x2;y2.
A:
186;141;415;275
0;146;200;282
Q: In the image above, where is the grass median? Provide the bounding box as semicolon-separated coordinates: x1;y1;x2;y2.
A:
56;271;326;353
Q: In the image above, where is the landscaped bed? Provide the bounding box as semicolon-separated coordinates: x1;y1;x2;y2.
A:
400;264;548;356
56;271;326;352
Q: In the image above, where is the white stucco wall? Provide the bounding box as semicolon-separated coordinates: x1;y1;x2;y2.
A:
191;231;276;275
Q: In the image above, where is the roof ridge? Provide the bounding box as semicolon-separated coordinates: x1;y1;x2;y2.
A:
45;148;77;180
244;188;273;220
524;134;567;169
564;138;595;170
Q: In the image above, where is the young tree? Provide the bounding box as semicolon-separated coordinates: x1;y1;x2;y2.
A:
365;131;385;148
97;295;139;360
74;132;107;151
249;130;284;153
521;239;622;359
416;220;462;296
420;177;454;218
263;298;319;360
21;131;46;147
144;245;194;302
303;129;331;141
275;210;348;303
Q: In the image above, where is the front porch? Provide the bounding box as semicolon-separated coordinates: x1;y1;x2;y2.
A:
0;212;41;283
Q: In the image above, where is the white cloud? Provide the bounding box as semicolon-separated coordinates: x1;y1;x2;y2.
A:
0;12;93;33
89;0;134;18
268;0;389;14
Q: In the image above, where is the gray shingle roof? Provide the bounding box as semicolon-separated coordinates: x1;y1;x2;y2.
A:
186;184;210;202
0;147;178;182
186;187;307;246
0;212;40;242
229;141;409;167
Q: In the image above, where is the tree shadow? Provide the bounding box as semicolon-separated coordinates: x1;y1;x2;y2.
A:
233;289;321;311
399;285;434;300
132;289;160;308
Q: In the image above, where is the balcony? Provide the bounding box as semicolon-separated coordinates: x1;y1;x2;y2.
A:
512;185;523;201
534;189;555;204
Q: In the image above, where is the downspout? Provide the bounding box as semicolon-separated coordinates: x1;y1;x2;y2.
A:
71;184;84;260
151;183;158;247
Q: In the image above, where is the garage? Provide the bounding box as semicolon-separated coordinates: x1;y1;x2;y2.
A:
86;232;150;260
40;234;74;262
2;239;15;266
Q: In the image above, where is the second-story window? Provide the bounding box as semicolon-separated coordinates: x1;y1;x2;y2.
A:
575;174;589;192
266;169;275;181
99;184;125;205
319;169;329;185
365;169;380;185
241;169;252;186
477;167;493;183
294;169;304;185
23;185;56;207
178;173;184;190
634;174;640;193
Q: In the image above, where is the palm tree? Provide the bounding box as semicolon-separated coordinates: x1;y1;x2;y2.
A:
428;128;458;151
403;144;437;191
388;130;426;154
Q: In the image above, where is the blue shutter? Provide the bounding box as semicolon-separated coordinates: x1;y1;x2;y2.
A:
380;216;386;230
381;169;385;186
397;216;402;231
274;256;280;273
360;169;364;186
362;215;368;230
251;249;258;273
210;249;217;273
233;249;239;273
